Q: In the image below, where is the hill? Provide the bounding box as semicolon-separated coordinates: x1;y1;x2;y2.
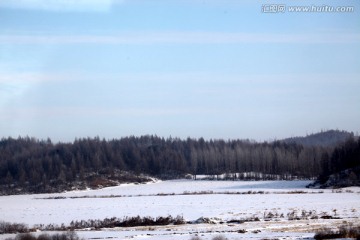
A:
282;130;354;147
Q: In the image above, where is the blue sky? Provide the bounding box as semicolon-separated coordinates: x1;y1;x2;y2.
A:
1;0;360;142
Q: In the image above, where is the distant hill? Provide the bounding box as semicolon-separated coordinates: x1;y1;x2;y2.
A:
282;130;354;147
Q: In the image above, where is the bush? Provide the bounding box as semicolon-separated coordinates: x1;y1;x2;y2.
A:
122;215;184;227
212;235;227;240
0;221;28;234
68;215;185;229
15;234;36;240
189;236;202;240
10;232;80;240
314;224;360;239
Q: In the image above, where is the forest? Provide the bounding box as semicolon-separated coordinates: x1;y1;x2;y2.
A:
0;130;359;194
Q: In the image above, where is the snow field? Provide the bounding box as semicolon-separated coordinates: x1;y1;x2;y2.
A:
0;180;359;240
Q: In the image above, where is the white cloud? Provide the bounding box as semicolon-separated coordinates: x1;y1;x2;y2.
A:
0;0;124;12
1;31;359;45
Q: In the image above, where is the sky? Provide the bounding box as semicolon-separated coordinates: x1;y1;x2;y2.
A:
1;0;360;142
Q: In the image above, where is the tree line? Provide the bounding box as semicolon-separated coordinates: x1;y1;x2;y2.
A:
318;136;360;186
0;134;358;193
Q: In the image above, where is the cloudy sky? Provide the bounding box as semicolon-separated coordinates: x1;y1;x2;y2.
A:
1;0;359;142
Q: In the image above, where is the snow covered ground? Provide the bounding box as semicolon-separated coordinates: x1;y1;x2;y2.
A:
1;180;359;239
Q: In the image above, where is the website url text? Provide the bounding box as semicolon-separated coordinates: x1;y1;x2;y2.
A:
262;5;355;13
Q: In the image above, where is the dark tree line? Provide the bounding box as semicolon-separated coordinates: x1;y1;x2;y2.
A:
0;134;357;193
318;137;360;185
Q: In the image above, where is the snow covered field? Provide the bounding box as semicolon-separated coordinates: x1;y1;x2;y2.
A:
1;180;359;239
